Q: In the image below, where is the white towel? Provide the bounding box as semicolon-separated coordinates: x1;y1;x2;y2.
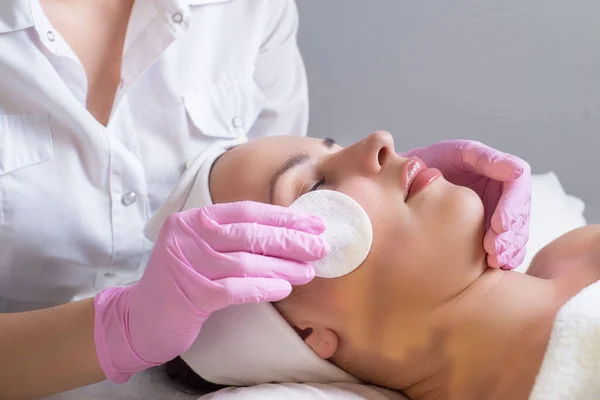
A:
529;280;600;400
200;383;407;400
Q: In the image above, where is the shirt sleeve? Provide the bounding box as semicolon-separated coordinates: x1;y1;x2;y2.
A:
248;0;309;139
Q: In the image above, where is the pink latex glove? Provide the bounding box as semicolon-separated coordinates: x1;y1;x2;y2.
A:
401;140;531;269
94;202;326;383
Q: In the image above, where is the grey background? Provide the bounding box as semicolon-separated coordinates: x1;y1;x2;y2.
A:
296;0;600;223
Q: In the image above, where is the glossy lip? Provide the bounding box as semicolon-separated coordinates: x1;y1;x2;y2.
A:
408;168;442;199
401;157;428;201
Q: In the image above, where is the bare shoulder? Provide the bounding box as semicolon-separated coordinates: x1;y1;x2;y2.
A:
526;225;600;280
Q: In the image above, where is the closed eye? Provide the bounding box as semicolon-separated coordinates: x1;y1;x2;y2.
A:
310;176;325;192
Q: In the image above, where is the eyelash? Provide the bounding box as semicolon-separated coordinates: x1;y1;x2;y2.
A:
309;176;326;192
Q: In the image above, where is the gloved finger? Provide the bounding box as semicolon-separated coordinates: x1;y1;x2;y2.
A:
483;228;501;261
496;233;528;268
488;245;527;270
199;218;327;261
207;277;293;310
489;179;531;234
461;143;528;183
199;201;326;234
486;225;529;260
484;226;529;267
484;207;529;257
191;243;316;284
500;246;527;270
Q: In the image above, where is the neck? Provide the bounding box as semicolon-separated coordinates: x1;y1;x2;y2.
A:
386;269;562;400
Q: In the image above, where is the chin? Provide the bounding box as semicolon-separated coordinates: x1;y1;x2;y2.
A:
452;185;487;264
450;183;485;229
427;178;485;224
432;182;486;256
456;184;485;218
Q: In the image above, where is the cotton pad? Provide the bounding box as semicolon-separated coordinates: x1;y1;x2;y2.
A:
289;190;373;278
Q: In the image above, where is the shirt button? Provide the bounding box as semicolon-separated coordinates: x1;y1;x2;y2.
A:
47;30;56;42
232;116;243;128
171;12;184;24
122;192;137;206
104;272;116;278
119;78;124;89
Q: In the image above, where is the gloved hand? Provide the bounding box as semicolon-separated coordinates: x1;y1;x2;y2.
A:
401;140;531;269
93;202;326;383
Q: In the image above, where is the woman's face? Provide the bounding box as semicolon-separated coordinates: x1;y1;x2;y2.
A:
210;131;486;384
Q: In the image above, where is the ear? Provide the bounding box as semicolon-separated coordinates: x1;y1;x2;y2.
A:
296;326;339;359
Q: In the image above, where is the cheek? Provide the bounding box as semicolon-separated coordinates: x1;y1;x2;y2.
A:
337;180;413;286
335;178;403;231
335;261;403;349
310;278;372;338
313;280;350;315
275;280;350;328
334;178;416;299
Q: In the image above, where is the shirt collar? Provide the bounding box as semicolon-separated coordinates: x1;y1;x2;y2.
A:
0;0;233;34
0;0;34;34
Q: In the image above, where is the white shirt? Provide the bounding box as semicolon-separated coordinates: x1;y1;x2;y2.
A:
0;0;308;311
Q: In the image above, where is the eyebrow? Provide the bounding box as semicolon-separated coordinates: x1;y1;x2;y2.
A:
268;152;310;204
268;137;336;204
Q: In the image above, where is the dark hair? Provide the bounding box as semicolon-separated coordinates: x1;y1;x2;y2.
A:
164;356;227;395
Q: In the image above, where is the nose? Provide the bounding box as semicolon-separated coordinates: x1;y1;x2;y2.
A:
354;130;396;175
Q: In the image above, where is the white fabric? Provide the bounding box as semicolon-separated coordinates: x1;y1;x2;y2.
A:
41;369;406;400
289;190;373;278
143;137;247;242
41;366;200;400
529;280;600;400
183;302;359;386
515;172;587;273
0;0;308;311
200;383;407;400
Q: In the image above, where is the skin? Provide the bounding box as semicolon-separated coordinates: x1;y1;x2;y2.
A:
0;298;105;399
210;131;600;400
39;0;135;125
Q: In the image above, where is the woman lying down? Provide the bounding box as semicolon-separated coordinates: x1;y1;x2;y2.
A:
145;131;600;400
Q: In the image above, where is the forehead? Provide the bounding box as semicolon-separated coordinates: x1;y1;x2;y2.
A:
209;136;327;205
